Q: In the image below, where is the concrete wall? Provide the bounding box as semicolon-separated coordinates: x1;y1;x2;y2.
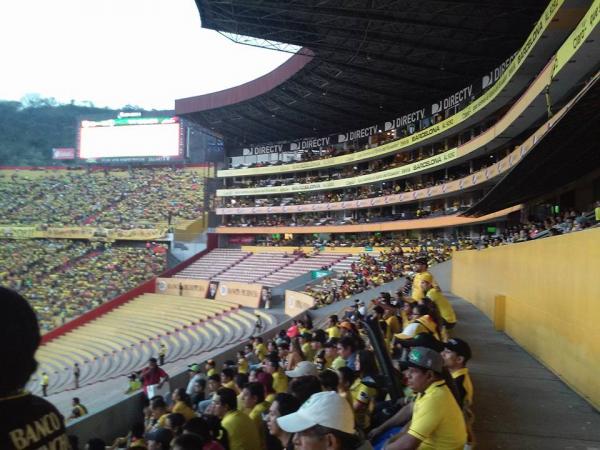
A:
66;315;297;444
451;228;600;410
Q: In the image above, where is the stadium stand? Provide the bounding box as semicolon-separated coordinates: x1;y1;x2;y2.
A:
2;1;599;449
28;293;276;396
173;249;250;280
0;166;207;228
0;240;168;332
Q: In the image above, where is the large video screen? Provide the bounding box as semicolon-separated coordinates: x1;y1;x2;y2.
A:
79;117;182;159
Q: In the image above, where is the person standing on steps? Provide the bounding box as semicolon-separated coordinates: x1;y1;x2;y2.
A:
40;372;49;397
159;343;167;366
73;363;81;389
254;314;264;335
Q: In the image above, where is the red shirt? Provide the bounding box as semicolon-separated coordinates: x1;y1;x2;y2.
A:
141;366;168;392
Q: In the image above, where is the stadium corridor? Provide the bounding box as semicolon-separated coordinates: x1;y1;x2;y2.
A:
449;295;600;449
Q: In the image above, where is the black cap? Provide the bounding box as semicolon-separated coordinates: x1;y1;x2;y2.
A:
415;257;428;266
398;333;444;353
444;338;472;362
145;428;173;447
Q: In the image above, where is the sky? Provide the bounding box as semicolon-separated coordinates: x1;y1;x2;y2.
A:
0;0;292;110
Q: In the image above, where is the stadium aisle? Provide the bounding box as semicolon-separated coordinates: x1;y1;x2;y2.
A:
449;295;600;449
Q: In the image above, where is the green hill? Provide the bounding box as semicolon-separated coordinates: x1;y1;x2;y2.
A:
0;98;146;166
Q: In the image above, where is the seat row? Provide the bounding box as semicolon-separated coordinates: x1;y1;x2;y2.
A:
28;294;275;396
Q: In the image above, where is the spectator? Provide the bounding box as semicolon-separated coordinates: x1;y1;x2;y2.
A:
171;388;197;421
326;315;342;339
288;376;323;405
0;286;69;449
171;433;205;450
108;422;146;450
442;338;474;409
190;379;206;410
385;347;467;449
421;280;457;330
67;397;88;421
286;339;305;371
410;258;435;302
140;358;169;397
165;413;186;437
266;393;301;450
182;415;226;450
73;363;81;389
125;373;142;394
205;359;218;377
318;369;340;392
237;350;249;375
185;363;204;395
220;368;240;394
144;428;173;450
241;382;270;448
197;374;221;414
351;350;378;431
264;356;288;394
337;336;359;370
147;396;170;431
211;387;261;450
277;391;363;450
40;371;49;397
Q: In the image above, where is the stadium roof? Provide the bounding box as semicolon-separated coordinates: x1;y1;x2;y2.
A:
177;0;549;146
465;78;600;217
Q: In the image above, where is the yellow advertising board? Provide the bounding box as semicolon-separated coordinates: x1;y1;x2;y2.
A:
155;277;209;298
217;0;564;178
552;0;599;77
285;290;316;317
0;226;38;239
0;226;168;241
214;281;264;308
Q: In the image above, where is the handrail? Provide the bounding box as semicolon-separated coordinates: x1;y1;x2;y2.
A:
215;205;521;234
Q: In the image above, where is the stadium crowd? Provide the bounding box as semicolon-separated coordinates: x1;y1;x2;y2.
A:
221;206;471;228
221;153;502;209
0;239;167;332
0;167;205;229
24;248;471;450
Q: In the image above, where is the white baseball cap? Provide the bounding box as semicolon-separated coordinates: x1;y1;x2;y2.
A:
284;361;319;378
276;391;355;434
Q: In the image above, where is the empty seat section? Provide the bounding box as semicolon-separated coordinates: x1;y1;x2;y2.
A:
175;249;249;279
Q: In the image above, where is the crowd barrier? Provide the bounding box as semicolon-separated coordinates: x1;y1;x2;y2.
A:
239;246;430;254
156;277;265;309
217;205;521;234
451;228;600;410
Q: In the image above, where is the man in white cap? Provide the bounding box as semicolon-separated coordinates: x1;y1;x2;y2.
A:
277;391;363;450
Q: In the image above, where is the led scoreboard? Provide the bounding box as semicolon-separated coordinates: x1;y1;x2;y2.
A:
78;116;184;162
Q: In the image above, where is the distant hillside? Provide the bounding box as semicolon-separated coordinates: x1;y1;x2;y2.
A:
0;97;148;166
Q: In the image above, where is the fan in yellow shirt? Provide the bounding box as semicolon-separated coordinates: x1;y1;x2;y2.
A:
241;382;271;450
422;280;457;329
386;347;466;450
212;388;261;450
410;258;436;302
